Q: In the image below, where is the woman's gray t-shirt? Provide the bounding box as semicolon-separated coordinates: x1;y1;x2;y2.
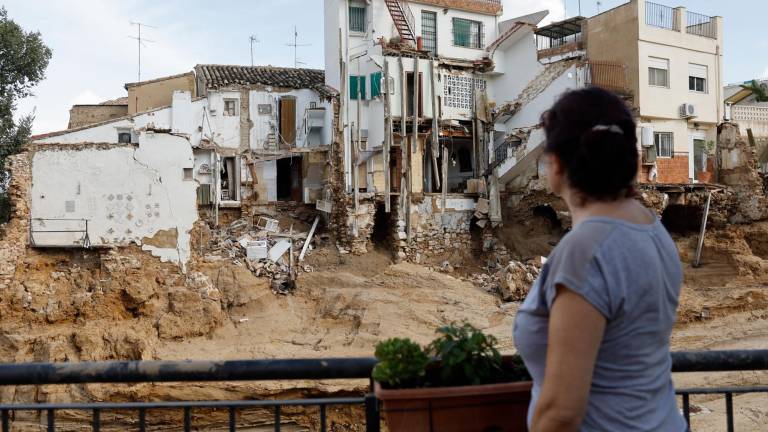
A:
513;216;687;431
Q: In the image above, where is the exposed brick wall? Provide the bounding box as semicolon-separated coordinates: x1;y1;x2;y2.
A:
0;153;31;290
656;153;690;184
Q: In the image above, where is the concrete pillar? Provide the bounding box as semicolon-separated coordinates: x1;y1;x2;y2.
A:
674;7;686;33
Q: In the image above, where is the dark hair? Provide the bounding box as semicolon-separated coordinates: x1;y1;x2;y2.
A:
542;87;638;202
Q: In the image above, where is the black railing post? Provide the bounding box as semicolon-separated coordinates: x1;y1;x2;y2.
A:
183;407;191;432
138;407;146;432
320;404;327;432
682;393;690;426
725;392;734;432
228;406;236;432
47;408;55;432
92;408;101;432
1;409;8;432
274;406;281;432
364;393;380;432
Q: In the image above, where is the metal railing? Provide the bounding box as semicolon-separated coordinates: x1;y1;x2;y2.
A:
686;10;717;39
29;218;91;248
0;350;764;431
398;0;415;38
646;2;679;31
586;60;630;94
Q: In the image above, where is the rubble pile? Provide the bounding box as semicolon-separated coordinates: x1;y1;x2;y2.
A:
465;258;543;302
202;210;326;295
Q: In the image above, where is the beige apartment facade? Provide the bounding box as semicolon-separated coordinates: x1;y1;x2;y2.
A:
587;0;723;184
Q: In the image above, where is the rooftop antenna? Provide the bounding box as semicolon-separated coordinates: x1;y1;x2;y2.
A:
249;35;260;67
285;26;311;68
129;22;156;84
597;1;602;13
578;0;582;15
563;0;567;18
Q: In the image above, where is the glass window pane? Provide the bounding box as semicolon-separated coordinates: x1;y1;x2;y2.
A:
422;11;437;55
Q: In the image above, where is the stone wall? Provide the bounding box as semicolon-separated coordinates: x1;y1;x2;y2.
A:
68;105;128;129
395;195;474;263
718;122;768;222
0;153;31;290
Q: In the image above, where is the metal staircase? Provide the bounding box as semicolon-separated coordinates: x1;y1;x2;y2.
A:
384;0;416;45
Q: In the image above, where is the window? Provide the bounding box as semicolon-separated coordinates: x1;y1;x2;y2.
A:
689;63;708;93
349;75;366;100
117;132;132;143
223;99;237;116
453;18;483;49
654;132;673;158
183;168;194;181
422;11;437;55
648;57;669;87
349;4;366;33
370;71;382;98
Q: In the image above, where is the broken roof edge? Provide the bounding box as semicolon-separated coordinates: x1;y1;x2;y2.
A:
498;10;549;32
124;71;196;89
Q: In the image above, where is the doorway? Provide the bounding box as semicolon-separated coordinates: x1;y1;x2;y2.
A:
220;157;240;201
277;156;303;202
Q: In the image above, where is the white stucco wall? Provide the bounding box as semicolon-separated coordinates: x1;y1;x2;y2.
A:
31;132;198;268
488;27;543;105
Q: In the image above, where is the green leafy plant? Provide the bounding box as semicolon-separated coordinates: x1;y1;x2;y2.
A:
372;323;530;389
372;337;430;389
426;323;503;387
740;80;768;102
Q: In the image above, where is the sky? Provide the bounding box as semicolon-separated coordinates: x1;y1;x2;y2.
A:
2;0;762;134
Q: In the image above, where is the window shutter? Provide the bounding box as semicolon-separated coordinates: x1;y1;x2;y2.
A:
689;63;707;79
349;76;359;100
648;57;669;70
371;72;382;98
360;75;366;100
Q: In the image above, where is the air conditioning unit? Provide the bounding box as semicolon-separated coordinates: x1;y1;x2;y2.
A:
642;145;657;164
680;103;697;119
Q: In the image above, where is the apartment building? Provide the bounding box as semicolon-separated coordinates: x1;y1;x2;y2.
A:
491;0;724;187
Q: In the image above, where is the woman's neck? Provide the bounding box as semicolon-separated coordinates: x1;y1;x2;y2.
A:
564;191;654;227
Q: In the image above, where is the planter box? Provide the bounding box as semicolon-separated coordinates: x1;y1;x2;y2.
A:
375;380;532;432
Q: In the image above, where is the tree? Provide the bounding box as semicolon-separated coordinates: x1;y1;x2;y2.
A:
0;6;51;221
740;80;768;103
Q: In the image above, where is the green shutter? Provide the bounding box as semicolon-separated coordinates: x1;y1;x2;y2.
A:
349;76;367;100
371;72;382;98
349;75;358;100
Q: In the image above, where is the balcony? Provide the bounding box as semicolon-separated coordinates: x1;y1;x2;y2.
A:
645;2;718;39
409;0;502;16
0;350;765;430
535;17;586;61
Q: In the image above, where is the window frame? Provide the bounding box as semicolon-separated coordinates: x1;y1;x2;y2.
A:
223;99;238;117
452;18;483;49
349;3;367;34
654;132;674;158
349;75;367;100
688;63;708;93
421;10;438;55
648;57;670;88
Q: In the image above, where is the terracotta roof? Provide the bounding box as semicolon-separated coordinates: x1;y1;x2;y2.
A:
195;64;336;97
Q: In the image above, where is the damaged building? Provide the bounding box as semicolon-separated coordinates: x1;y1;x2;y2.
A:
29;65;337;268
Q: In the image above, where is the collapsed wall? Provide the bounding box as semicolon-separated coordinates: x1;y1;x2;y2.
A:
0;153;31;290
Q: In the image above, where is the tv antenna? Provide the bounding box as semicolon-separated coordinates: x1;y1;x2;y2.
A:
285;26;311;68
129;22;157;84
597;1;603;13
249;35;260;66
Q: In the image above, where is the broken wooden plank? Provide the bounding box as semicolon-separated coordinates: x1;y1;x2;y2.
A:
693;191;712;268
299;216;320;262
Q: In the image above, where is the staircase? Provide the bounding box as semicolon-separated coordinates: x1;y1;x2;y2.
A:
384;0;416;46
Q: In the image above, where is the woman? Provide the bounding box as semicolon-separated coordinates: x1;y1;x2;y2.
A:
514;87;687;432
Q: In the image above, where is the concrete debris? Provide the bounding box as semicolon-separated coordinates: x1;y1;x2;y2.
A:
465;258;543;302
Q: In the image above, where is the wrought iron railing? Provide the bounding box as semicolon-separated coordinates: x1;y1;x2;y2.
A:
646;2;679;31
0;351;764;430
686;10;717;39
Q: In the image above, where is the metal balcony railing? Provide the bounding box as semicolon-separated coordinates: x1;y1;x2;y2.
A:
0;350;764;431
646;2;680;31
686;10;717;39
30;218;91;248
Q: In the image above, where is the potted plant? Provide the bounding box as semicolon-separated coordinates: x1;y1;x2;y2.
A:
373;323;532;432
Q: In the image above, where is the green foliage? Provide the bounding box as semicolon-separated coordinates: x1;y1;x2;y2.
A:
372;323;529;389
0;6;51;194
740;80;768;103
372;338;430;388
426;323;503;387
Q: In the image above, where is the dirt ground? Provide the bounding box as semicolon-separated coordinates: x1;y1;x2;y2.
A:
1;206;767;430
